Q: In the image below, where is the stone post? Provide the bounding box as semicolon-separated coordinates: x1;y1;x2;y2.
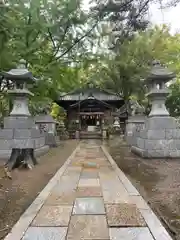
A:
125;115;146;146
131;60;180;158
35;115;60;147
101;119;107;139
125;101;145;146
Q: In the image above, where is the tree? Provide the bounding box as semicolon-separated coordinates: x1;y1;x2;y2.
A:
166;80;180;116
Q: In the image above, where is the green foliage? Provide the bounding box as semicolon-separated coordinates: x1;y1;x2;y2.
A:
93;24;180;115
166;80;180;116
50;102;66;122
1;0;180;119
0;0;99;118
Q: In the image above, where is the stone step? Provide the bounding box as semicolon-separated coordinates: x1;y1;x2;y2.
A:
80;132;102;139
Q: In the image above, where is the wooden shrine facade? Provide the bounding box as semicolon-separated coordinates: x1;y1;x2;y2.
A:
55;84;126;133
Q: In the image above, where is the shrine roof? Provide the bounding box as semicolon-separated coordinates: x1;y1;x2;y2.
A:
57;86;122;102
69;97;113;109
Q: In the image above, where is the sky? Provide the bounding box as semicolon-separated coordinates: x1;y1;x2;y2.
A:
83;0;180;34
149;2;180;33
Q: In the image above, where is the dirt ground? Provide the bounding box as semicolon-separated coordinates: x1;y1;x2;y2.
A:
0;140;78;239
107;137;180;240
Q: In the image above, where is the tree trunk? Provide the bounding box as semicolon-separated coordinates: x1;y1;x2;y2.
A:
4;149;38;178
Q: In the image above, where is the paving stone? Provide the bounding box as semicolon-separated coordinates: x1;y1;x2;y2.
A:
100;180;128;193
80;170;99;179
78;178;100;187
140;209;172;240
106;203;146;227
73;197;105;214
130;196;150;210
52;182;77;192
109;227;154;240
70;161;84;166
63;167;82;175
77;186;102;197
45;190;76;205
60;175;80;184
82;162;99;168
66;215;109;240
32;205;72;226
102;189;130;203
22;227;67;240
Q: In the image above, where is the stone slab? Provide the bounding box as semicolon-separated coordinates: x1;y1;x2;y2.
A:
103;189;130;204
145;116;178;130
52;181;77;192
66;215;109;240
76;187;102;197
78;178;100;187
0;139;12;150
22;227;67;240
32;205;72;226
3;145;80;240
73;197;105;214
106;204;146;227
140;209;172;240
0;129;13;139
101;145;140;196
45;190;76;205
63;166;82;175
80;170;99;179
14;129;32;139
4;116;35;129
130;196;150;210
11;139;34;148
109;227;154;240
131;146;180;158
166;129;180;139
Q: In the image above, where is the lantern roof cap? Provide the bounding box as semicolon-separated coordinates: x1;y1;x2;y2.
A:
147;60;175;82
1;59;35;82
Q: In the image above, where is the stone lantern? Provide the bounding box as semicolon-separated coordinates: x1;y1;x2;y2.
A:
5;60;34;117
57;120;67;140
146;60;175;117
0;60;48;174
131;60;180;158
113;117;120;130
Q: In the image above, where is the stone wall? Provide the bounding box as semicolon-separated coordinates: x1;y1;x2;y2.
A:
131;117;180;158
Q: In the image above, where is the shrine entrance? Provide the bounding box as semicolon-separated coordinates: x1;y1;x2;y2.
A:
80;112;103;131
81;116;96;126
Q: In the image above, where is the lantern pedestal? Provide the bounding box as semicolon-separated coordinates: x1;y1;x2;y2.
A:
131;61;180;158
0;61;48;176
131;116;180;158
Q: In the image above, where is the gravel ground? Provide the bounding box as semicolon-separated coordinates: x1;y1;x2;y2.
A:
107;137;180;240
0;140;78;239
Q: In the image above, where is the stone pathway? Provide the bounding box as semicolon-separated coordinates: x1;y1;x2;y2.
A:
4;140;172;240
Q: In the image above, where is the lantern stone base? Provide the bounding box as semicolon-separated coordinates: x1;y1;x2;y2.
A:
131;116;180;158
0;116;49;170
0;145;49;163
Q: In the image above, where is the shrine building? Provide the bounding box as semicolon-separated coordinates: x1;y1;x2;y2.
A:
55;83;126;138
